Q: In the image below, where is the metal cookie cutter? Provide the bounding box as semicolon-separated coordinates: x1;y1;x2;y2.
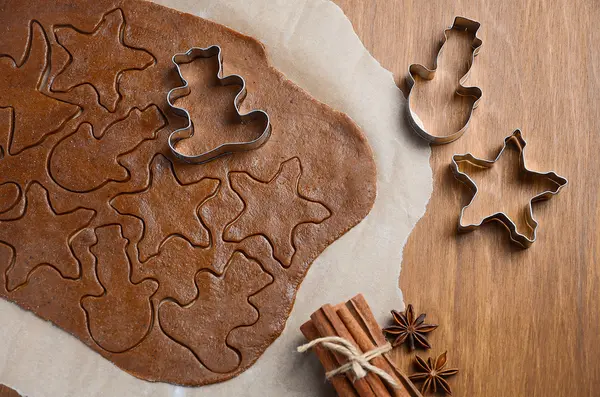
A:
166;45;272;164
450;130;568;248
407;17;483;144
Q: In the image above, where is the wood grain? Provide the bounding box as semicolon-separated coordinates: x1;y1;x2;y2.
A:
331;1;600;396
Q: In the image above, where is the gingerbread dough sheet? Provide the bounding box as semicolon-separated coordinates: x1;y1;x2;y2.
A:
1;0;433;395
0;0;377;385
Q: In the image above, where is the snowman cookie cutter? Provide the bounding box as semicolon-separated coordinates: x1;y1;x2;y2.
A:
406;16;483;145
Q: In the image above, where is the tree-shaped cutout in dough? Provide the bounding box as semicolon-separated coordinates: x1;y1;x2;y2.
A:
224;157;331;267
159;251;272;373
52;9;155;112
0;183;94;290
49;105;166;192
0;22;79;155
82;225;157;353
110;155;219;261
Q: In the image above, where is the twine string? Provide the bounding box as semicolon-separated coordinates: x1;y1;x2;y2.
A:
297;336;398;388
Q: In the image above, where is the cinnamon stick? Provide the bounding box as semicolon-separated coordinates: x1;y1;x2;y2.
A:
349;294;423;397
301;294;423;397
300;320;359;397
349;294;387;345
325;304;392;397
337;303;410;397
311;308;376;397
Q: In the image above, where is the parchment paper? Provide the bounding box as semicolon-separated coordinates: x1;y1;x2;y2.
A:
0;0;432;395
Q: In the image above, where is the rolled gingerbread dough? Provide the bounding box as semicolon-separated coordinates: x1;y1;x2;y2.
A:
0;0;432;395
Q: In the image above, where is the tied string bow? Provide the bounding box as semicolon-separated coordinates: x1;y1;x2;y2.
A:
297;336;398;388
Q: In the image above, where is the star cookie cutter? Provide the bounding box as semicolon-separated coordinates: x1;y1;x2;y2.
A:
407;16;483;144
450;130;568;248
166;45;272;164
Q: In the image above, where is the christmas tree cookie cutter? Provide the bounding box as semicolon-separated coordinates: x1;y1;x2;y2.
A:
407;16;483;144
450;129;568;248
166;45;272;164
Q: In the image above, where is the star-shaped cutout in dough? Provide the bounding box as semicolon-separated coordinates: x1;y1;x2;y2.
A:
52;8;154;111
224;157;331;266
0;22;79;154
451;130;567;248
111;154;219;261
0;183;94;290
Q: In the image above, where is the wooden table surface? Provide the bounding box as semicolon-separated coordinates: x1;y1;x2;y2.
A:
332;0;599;396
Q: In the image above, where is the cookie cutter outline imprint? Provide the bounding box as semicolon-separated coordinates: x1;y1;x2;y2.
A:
450;129;568;248
407;16;483;144
166;45;272;164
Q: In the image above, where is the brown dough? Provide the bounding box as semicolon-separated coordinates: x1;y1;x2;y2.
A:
0;384;22;397
0;0;377;386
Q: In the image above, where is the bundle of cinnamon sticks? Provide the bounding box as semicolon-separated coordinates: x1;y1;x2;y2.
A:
300;294;422;397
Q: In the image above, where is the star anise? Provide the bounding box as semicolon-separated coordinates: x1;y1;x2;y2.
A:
409;352;458;395
382;304;438;350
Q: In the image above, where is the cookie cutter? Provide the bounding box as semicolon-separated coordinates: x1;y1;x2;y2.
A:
450;130;568;248
407;17;483;144
166;45;271;164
